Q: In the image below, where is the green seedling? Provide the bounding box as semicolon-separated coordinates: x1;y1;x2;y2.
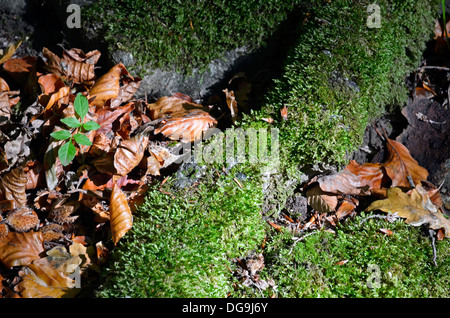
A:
50;93;100;166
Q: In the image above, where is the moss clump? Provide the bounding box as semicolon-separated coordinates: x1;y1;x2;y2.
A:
95;0;442;298
241;0;438;176
231;214;450;298
95;166;266;298
82;0;303;73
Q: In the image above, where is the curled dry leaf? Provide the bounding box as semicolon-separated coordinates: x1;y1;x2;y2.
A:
89;63;130;107
314;160;384;196
335;200;357;220
5;207;40;232
146;143;181;176
382;138;428;189
0;166;28;208
154;109;217;142
16;258;79;298
110;75;142;108
305;184;338;213
43;47;99;85
114;134;149;176
147;94;208;120
0;231;44;268
95;102;135;135
110;184;133;245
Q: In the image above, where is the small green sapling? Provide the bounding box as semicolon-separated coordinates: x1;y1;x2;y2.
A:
50;93;100;166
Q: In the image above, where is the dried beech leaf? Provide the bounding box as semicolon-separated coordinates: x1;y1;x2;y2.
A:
2;56;37;85
0;166;28;207
114;134;149;176
110;184;133;245
110;76;142;107
0;231;44;268
95;102;135;135
315;160;384;196
16;258;79;298
335;200;357;220
305;184;338;213
155;109;217;142
147;94;208;120
89;63;129;107
382;138;428;188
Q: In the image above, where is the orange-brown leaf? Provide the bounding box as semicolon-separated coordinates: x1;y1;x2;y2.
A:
154;109;217;142
0;231;44;268
382;138;429;188
89;63;128;107
0;166;28;208
16;258;79;298
146;94;208;120
110;184;133;245
114;134;149;176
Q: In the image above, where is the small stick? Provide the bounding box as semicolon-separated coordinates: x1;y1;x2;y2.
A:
414;66;450;72
429;229;438;267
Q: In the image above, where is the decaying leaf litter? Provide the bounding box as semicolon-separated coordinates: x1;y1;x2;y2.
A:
1;16;450;298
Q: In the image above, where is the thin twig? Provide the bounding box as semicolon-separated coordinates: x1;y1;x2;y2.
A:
429;229;438;267
414;66;450;72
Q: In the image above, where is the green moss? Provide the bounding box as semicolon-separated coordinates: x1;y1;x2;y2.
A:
82;0;303;73
231;214;450;298
95;166;266;298
241;0;438;173
94;0;443;298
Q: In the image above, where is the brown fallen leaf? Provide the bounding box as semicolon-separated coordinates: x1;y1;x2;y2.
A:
110;184;133;245
15;257;79;298
313;161;384;196
146;94;208;120
114;134;149;176
154;109;217;142
0;231;44;268
0;166;28;208
366;186;450;237
280;105;288;120
335;200;357;220
89;63;130;107
382;138;429;189
305;184;338;213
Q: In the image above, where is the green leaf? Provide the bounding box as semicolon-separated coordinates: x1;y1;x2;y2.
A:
74;93;90;121
74;93;89;121
83;120;101;131
61;117;81;128
50;130;72;140
58;140;76;166
73;133;92;146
